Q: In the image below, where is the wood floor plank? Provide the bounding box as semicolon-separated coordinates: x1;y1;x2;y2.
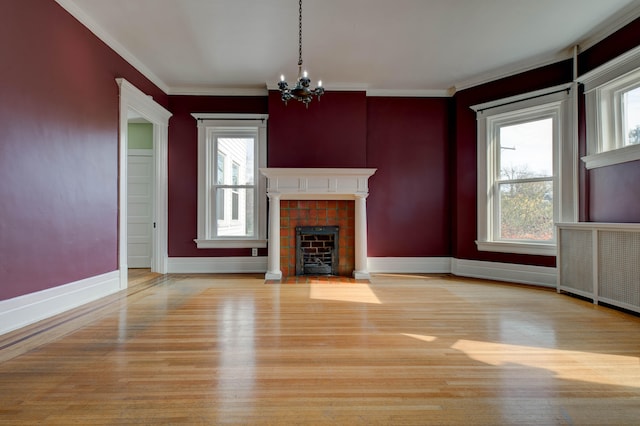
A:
1;273;640;424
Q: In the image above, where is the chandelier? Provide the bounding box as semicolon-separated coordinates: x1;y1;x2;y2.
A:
277;0;324;108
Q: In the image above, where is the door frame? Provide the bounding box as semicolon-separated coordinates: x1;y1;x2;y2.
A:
117;78;172;289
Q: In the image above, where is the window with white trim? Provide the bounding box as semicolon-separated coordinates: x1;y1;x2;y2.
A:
473;85;576;256
581;45;640;169
193;114;268;248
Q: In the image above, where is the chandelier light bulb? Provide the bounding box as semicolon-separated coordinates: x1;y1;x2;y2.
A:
280;74;285;82
303;70;308;78
318;80;322;87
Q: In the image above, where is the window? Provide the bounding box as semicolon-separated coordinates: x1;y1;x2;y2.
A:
193;114;268;248
473;85;576;256
581;46;640;169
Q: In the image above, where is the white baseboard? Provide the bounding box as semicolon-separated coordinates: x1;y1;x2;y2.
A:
0;270;121;336
367;257;452;274
167;256;268;273
451;258;557;288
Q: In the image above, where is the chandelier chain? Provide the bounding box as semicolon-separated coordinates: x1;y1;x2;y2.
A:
277;0;324;108
298;0;303;67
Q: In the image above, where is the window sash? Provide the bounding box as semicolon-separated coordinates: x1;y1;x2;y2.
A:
194;114;268;248
472;84;574;256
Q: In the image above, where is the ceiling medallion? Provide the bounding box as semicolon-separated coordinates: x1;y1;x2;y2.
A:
277;0;324;108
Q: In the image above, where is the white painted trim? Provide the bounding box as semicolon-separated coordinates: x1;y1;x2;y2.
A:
455;51;573;93
366;89;451;98
167;257;268;274
193;239;267;249
191;113;268;121
266;82;369;92
473;86;575;255
582;143;640;169
577;3;640;58
192;115;268;249
476;241;556;256
55;0;169;93
170;86;268;97
0;271;120;336
556;222;640;231
368;257;452;274
128;149;153;157
117;79;172;281
451;258;557;288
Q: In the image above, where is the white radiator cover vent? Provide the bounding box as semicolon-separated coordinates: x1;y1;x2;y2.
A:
598;231;640;309
557;223;640;314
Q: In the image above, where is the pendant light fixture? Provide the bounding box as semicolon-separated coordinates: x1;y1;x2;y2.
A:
277;0;324;108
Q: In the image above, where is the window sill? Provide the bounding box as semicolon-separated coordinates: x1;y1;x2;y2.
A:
476;240;556;256
194;239;267;249
582;143;640;170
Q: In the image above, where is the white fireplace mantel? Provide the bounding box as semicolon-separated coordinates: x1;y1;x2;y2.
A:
260;167;377;199
259;168;377;281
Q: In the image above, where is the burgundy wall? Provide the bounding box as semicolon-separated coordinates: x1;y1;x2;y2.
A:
578;18;640;223
267;91;367;167
366;97;451;256
3;1;639;304
167;96;267;257
0;1;167;301
168;92;449;259
452;60;573;267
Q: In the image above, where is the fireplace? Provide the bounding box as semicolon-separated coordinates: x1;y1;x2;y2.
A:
260;168;377;281
296;226;339;275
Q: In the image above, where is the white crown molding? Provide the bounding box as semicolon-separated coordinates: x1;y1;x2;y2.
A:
0;271;120;336
54;0;169;93
577;2;640;53
266;82;369;92
454;49;574;93
168;86;269;97
455;4;640;94
366;89;451;98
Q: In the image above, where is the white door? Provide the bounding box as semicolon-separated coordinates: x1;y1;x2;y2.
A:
128;150;153;268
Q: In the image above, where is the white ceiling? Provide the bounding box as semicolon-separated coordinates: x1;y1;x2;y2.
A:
57;0;640;96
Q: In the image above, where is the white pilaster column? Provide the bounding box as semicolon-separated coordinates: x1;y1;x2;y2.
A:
265;193;282;280
353;193;370;280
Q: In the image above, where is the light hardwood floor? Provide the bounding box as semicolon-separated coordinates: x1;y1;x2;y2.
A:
1;272;639;425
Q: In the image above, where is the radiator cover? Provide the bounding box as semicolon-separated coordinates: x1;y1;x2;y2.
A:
557;223;640;314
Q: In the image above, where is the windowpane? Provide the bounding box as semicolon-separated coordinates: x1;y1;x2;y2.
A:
216;152;225;185
499;180;553;241
217;137;254;185
624;86;640;146
499;118;553;179
216;188;254;237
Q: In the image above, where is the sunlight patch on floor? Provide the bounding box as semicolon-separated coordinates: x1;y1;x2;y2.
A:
450;338;640;387
309;284;381;304
402;333;437;342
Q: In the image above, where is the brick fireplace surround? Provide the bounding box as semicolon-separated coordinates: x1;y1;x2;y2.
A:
260;168;377;281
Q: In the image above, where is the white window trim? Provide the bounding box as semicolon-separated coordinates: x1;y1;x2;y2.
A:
580;44;640;169
192;113;268;249
472;83;577;256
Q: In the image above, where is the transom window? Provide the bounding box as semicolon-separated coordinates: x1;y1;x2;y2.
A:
193;114;268;249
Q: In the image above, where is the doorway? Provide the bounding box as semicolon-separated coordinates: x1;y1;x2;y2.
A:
127;113;153;268
117;78;172;289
